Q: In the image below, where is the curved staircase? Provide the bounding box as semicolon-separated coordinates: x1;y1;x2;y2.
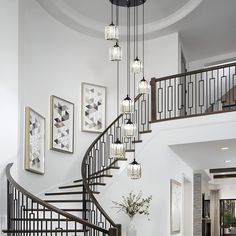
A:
3;62;236;235
3;93;151;236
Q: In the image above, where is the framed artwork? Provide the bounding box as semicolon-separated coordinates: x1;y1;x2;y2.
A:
81;83;106;133
170;179;182;234
25;107;45;175
50;95;74;153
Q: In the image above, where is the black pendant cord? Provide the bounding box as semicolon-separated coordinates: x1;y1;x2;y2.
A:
142;2;145;77
117;61;120;130
111;1;114;23
127;5;131;96
116;1;120;129
133;1;136;98
133;2;136;59
136;2;139;58
116;1;119;26
133;137;136;161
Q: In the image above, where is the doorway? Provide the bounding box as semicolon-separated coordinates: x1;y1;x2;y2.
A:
220;199;236;236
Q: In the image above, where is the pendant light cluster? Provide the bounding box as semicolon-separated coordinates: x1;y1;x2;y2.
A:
105;0;149;179
106;2;122;61
108;3;125;160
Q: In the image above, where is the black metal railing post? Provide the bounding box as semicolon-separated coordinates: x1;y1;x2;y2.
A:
151;63;236;122
150;77;157;122
108;227;117;236
7;180;11;232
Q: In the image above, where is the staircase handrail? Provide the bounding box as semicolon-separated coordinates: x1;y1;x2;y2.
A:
5;163;109;234
81;94;143;228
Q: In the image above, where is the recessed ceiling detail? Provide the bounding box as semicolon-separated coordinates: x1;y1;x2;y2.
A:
36;0;202;39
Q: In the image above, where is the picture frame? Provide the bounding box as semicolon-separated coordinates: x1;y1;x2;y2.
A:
50;95;74;154
170;179;182;234
81;83;106;133
25;107;45;175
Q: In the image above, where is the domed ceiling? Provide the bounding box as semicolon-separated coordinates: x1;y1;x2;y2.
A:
36;0;202;39
36;0;236;61
64;0;190;25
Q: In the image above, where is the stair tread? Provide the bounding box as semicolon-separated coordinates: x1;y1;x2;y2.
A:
132;140;142;143
3;229;87;233
23;208;88;212
59;182;106;189
125;149;135;152
115;158;128;161
10;218;75;221
44;199;89;203
139;130;152;134
73;174;113;183
45;191;99;196
110;166;120;169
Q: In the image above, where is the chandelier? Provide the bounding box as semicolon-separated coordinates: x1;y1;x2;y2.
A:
106;0;148;179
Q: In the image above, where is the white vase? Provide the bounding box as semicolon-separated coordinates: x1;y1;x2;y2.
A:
127;217;137;236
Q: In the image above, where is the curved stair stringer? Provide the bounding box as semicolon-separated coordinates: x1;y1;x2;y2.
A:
81;93;151;236
3;163;109;235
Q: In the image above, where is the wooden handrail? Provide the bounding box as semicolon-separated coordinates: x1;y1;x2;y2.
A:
150;62;236;123
5;163;109;234
81;93;144;228
153;62;236;82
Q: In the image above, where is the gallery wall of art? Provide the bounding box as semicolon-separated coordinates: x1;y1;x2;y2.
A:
18;0;183;195
18;0;120;194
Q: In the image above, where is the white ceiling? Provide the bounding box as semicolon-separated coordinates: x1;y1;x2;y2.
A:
65;0;190;25
170;139;236;170
37;0;236;61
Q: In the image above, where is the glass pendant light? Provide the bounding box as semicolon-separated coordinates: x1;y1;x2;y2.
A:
132;57;143;74
138;77;150;94
110;40;125;159
105;23;119;40
109;42;122;61
105;2;119;40
124;119;136;137
122;95;134;113
127;158;141;179
111;138;125;158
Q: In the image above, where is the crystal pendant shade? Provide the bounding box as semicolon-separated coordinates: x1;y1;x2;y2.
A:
127;159;142;179
105;23;119;40
132;57;143;74
109;42;122;61
123;119;136;137
110;138;125;158
122;95;134;113
138;77;150;94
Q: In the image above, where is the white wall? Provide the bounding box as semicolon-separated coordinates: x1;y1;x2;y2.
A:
189;51;236;70
145;32;180;79
183;178;193;236
97;119;194;236
0;0;19;232
18;0;182;195
18;0;120;194
219;184;236;199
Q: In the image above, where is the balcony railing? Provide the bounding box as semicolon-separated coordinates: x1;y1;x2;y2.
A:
150;62;236;122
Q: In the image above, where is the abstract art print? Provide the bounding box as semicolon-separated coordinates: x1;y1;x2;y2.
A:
170;179;182;234
82;83;106;133
50;95;74;153
25;107;45;175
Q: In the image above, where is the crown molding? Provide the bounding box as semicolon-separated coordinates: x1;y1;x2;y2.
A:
36;0;202;40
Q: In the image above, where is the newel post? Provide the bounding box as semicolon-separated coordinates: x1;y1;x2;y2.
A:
150;77;157;122
108;227;117;236
116;224;122;236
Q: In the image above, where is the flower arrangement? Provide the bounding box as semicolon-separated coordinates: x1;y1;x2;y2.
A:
112;191;152;220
